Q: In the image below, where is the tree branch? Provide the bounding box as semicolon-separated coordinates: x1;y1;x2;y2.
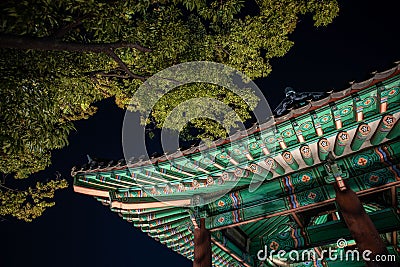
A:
86;69;146;81
104;49;147;81
0;184;17;192
0;34;152;53
89;75;100;85
91;79;112;97
97;73;130;79
216;45;230;55
0;34;152;80
1;173;7;185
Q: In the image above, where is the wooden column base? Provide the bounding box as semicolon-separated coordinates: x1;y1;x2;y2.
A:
194;218;212;267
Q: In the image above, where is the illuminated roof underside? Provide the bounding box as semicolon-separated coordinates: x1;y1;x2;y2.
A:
73;63;400;266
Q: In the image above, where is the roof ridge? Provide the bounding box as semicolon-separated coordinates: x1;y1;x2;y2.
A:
71;61;400;175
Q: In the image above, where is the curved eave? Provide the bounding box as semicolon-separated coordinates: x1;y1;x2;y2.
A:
73;185;109;198
110;199;191;209
73;110;400;201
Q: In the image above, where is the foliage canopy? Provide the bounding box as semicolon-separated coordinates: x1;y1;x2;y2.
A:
0;178;68;222
0;0;338;220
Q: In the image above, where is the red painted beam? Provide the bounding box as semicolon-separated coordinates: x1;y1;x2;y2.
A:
334;183;398;267
194;218;212;267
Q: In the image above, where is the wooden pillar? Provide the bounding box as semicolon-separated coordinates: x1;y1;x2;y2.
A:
334;184;397;267
194;218;212;267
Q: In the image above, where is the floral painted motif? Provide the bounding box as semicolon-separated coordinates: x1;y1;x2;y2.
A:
362;97;375;108
308;192;317;200
234;168;244;177
319;139;330;150
360;124;370;134
192;180;200;189
300;121;313;131
340;106;353;117
319;114;333;124
384;115;395;126
249;163;260;173
301;175;311;183
339;132;349;141
206;176;214;185
388;87;399;96
300;146;311;157
270;241;280;250
248;142;260;150
355;156;369;167
369;175;379;183
221;172;229;181
281;128;295;138
265;158;276;169
265;136;276;144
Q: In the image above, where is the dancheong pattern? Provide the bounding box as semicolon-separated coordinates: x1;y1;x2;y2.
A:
280;171;319;194
213;209;244;227
72;67;400;267
319;114;332;124
265;228;310;251
208;192;243;214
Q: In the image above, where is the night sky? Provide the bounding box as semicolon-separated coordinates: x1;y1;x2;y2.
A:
1;1;400;266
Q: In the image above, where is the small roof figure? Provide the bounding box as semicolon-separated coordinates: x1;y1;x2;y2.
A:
285;86;296;97
274;87;326;116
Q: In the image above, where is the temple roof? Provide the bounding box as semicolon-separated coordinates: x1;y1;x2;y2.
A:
72;62;400;174
72;62;400;266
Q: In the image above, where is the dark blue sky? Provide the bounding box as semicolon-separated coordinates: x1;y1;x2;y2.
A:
1;1;400;266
